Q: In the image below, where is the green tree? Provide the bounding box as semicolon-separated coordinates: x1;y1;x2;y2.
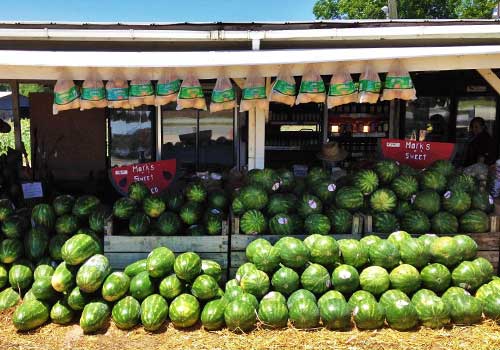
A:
313;0;497;19
19;84;46;97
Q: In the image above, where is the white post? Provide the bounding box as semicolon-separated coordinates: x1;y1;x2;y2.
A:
156;105;162;160
255;108;266;169
248;109;256;170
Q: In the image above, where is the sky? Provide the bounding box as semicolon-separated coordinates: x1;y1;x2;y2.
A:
0;0;318;22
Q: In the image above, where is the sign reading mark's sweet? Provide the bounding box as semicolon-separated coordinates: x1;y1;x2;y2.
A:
110;159;177;196
381;138;455;169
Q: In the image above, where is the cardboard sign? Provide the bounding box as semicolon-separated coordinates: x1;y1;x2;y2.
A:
22;182;43;199
110;159;177;196
380;138;455;169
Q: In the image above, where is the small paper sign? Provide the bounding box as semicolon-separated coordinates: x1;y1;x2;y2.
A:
22;182;43;199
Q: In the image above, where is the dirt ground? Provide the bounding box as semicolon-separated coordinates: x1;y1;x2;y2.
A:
1;309;500;350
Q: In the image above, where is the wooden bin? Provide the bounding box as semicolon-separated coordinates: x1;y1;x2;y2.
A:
229;233;362;279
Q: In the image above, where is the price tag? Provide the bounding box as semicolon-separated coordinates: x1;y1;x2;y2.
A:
22;182;43;199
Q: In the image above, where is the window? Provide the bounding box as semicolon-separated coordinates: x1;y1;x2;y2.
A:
404;97;451;142
109;106;154;167
456;96;496;143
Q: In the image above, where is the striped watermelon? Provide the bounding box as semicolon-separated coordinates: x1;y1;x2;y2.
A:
459;210;489;233
335;187;364;212
353;169;379;195
76;254;111;293
304;214;331;235
370;188;397;212
141;294;169;331
112;296;141;330
52;195;75;216
50;300;74;325
13;299;50;331
102;272;130;302
169;294;200;328
80;301;110;334
391;175;419;200
31;204;56;230
201;299;226;330
431;212;459;235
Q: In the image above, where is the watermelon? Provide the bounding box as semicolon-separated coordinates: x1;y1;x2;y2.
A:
319;297;352;330
102;272;130;302
174;252;202;281
287;289;317;309
475;283;497;303
297;194;323;218
113;197;137;220
442;190;471;216
384;298;419;330
288;214;305;235
268;213;292;235
231;197;245;217
448;174;476;194
483;294;500;321
387;230;411;248
48;234;68;261
128;181;150;202
31;204;56;230
429;160;455;178
1;215;25;238
275;237;310;269
338;239;369;268
442;287;471;305
207;190;228;211
306;167;329;187
277;168;295;191
391;175;418;200
368;240;400;270
235;263;258;282
414;295;451;328
459;210;489;233
258;299;288;329
331;264;359;294
414;190;441;216
146;246;175;279
266;194;296;216
0;238;23;264
311;179;337;204
304;214;331;235
352;300;385;330
52;195;75;216
420;170;447;193
431;212;459;235
300;263;330;295
239;186;268;211
418;233;438;251
201;299;225;330
411;289;437;305
34;264;55;280
359;266;390;296
235;292;259;310
262;291;287;304
374;160;399;184
348;290;376;309
156;212;181;236
23;227;48;262
430;236;461;267
80;301;110;333
0;288;20;311
23;289;37;303
394;201;412;218
453;235;478;260
318;291;346;308
471;192;494;213
326;209;352;234
72;195;100;218
13;299;50;331
224;299;257;332
0;206;13;222
158;274;183;300
271;266;300;296
288;298;320;329
32;277;57;301
335;186;364;212
128;212;150;235
379;289;410;309
373;212;399;233
421;263;451;293
9;264;33;290
446;294;482;325
399;238;429;268
389;264;421;294
67;287;89;311
245;238;272;262
191;274;219;300
204;211;223;235
0;264;7;289
401;210;431;235
61;233;101;265
124;259;147;278
141;294;169;331
183;183;207;203
451;261;483;291
88;206;111;234
353;169;379;195
370;188;397;213
129;271;155;301
111;296;141;330
76;254;111;293
240;270;270;298
55;215;79;235
248;245;280;274
51;261;76;293
223;286;244;304
304;234;339;267
360;235;382;248
169;293;200;328
201;260;222;282
143;196;166;218
473;257;494;284
50;299;74;325
249;168;281;192
240;210;267;235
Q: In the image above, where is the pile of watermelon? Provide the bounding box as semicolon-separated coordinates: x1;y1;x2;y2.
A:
358;160;493;234
233;168;355;236
114;181;229;236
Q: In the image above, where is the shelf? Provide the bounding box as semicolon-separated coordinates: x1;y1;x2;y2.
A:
269;121;321;125
330;132;387;138
265;146;320;151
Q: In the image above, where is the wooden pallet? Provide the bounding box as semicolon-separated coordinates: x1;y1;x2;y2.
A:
229;233;362;279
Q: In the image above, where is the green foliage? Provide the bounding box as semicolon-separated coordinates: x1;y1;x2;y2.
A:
0;119;31;164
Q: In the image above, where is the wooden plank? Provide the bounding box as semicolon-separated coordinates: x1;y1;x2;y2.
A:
230;234;361;250
477;250;499;271
107;252;228;271
477;69;500;95
230;252;248;268
104;235;229;253
9;80;22;151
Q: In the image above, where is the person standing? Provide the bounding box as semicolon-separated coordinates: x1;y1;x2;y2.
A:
464;117;496;166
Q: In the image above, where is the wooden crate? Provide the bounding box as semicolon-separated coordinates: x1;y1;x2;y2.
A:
229;233;362;279
104;235;230;279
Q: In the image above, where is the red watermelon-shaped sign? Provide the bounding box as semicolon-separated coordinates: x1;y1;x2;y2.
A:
110;159;177;195
380;138;455;169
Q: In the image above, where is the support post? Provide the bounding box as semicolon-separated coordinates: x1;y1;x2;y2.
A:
10;80;22;151
247;109;256;170
255;108;266;169
477;69;500;95
156;105;162;160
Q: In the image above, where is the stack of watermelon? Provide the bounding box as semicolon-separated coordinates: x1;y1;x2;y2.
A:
114;181;229;236
0;194;107;314
233;168;355;236
356;160;493;235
